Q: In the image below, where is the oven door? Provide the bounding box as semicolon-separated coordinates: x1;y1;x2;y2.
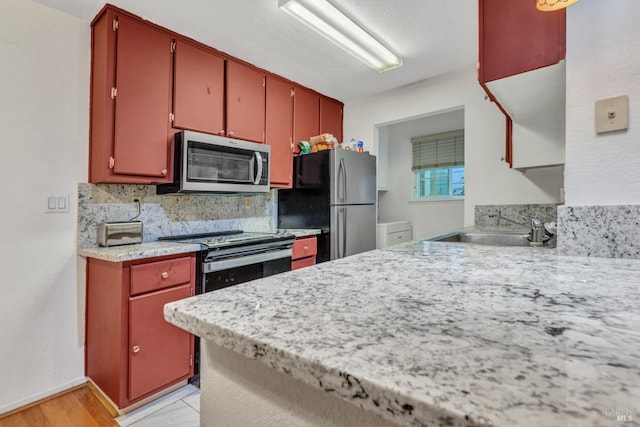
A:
190;247;292;386
202;249;292;293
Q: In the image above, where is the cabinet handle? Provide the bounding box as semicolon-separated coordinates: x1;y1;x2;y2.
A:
161;272;169;279
218;129;225;135
161;169;168;176
132;345;140;354
303;246;309;251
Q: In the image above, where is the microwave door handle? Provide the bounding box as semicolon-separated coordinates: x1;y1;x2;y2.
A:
253;152;263;184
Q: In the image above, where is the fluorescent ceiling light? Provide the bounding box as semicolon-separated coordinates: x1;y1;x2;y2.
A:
278;0;402;73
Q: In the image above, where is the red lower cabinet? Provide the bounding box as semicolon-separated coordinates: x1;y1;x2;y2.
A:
291;236;317;270
86;254;195;409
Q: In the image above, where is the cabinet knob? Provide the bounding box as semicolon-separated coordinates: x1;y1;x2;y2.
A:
218;129;225;135
228;131;234;136
161;272;169;279
132;345;140;354
303;246;309;251
161;169;168;176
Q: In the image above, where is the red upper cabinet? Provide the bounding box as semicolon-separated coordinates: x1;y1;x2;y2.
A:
90;5;345;180
478;0;566;83
293;85;320;154
173;40;225;136
266;76;294;188
478;0;566;168
320;97;343;143
226;60;266;143
90;8;174;183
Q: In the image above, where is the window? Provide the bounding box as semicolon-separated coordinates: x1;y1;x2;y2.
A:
411;130;464;200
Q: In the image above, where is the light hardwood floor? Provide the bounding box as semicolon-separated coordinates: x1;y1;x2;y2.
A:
0;385;117;427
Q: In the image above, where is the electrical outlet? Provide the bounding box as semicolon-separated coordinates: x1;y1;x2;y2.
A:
595;95;629;134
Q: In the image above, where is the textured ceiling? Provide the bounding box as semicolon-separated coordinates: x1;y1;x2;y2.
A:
33;0;478;102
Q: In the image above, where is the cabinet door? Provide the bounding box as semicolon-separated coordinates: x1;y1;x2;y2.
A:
293;85;320;154
129;284;193;401
226;60;266;143
478;0;566;83
320;97;343;143
173;40;225;135
113;15;173;179
266;76;294;188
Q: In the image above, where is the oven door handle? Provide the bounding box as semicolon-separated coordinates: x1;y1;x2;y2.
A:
203;248;291;273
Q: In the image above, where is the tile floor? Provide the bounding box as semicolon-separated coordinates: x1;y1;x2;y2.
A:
116;385;200;427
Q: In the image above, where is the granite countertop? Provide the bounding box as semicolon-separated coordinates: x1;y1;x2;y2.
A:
165;240;640;426
78;241;201;262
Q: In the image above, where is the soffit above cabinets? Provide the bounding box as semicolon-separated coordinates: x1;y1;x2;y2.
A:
32;0;477;102
485;61;566;170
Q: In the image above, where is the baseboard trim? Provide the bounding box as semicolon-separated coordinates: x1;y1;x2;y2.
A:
0;376;88;418
88;378;189;417
86;379;119;418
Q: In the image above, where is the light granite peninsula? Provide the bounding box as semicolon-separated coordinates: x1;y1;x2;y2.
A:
165;240;640;427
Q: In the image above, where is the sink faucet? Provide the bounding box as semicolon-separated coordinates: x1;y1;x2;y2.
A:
488;211;547;247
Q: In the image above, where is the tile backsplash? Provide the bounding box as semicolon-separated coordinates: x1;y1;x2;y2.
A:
78;183;275;248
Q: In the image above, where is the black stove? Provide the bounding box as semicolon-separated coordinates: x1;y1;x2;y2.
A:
159;229;296;387
159;230;296;260
159;229;296;290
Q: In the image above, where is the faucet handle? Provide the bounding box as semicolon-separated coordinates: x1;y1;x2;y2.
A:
528;217;543;229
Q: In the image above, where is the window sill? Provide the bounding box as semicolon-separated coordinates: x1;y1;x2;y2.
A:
409;197;464;204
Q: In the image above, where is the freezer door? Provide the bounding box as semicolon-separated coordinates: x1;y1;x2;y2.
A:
330;204;376;260
330;150;376;205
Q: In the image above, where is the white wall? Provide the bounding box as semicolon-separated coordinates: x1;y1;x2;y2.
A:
0;0;89;413
378;109;465;239
345;67;563;226
564;0;640;206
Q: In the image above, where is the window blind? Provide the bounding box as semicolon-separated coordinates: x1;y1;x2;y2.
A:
411;130;464;170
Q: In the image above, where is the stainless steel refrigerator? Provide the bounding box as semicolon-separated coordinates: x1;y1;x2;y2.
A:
277;149;377;263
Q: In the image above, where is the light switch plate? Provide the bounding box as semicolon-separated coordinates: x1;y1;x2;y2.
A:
45;194;69;213
595;95;629;134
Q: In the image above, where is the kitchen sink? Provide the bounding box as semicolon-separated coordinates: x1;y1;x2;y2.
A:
425;231;531;246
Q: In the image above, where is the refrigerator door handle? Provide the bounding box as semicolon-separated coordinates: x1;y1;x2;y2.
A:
336;208;342;258
338;158;347;203
337;207;347;259
342;207;347;257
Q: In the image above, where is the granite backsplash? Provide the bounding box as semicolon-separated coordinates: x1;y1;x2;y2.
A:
557;204;640;259
476;203;640;260
474;204;559;228
78;183;275;248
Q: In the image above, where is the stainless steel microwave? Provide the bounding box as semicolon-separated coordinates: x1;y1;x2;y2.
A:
157;131;270;194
